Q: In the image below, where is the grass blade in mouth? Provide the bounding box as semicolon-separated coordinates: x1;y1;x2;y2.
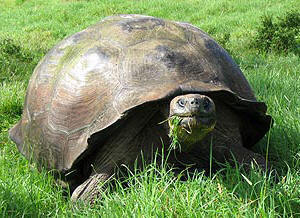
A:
168;116;183;151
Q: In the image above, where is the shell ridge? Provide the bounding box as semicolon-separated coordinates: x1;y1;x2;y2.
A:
11;14;272;172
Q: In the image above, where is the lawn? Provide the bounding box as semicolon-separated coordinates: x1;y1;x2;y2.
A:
0;0;299;217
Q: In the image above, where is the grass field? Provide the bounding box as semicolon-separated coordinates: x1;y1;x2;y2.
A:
0;0;299;217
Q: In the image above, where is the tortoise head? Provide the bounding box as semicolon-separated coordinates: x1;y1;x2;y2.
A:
168;94;216;152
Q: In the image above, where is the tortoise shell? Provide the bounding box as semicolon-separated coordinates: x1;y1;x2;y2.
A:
9;14;271;172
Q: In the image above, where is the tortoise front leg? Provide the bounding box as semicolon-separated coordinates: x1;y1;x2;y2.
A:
224;144;269;172
70;110;158;203
71;172;113;203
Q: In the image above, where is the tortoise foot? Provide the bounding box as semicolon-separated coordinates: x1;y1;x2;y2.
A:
71;173;111;203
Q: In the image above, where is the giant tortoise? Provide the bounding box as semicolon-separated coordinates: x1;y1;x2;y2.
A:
9;14;272;202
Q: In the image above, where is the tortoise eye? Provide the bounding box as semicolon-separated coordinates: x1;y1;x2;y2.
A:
203;97;210;111
177;99;185;107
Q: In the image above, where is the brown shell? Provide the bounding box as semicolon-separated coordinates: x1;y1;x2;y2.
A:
9;14;271;172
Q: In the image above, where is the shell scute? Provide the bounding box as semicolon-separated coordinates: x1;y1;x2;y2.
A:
9;15;271;172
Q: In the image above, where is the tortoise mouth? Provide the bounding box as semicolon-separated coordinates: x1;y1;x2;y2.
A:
174;112;212;118
171;113;216;129
168;114;216;152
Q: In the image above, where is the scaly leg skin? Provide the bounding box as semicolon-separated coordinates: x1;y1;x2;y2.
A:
71;172;112;203
212;103;269;172
186;135;269;174
70;108;164;203
208;122;269;172
222;143;268;172
187;99;270;173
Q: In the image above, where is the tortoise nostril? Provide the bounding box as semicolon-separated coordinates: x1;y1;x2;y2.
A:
190;98;199;105
203;97;211;111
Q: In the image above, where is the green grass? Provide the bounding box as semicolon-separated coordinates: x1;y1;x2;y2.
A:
168;116;183;151
0;0;299;217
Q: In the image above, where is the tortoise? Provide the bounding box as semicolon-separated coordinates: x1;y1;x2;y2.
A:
9;14;272;202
